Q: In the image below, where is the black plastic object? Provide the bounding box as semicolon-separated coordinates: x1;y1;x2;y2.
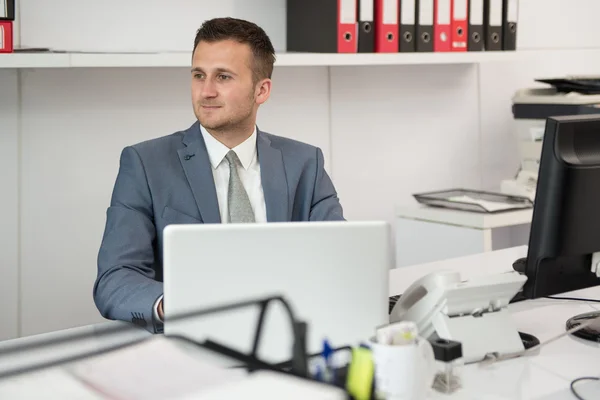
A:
518;332;540;350
566;311;600;343
518;115;600;299
536;77;600;95
0;295;310;380
430;339;463;362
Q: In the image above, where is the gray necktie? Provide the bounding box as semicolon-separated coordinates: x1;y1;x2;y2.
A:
225;150;255;223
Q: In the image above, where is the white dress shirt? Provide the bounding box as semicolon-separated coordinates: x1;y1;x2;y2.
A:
200;124;267;224
154;124;267;322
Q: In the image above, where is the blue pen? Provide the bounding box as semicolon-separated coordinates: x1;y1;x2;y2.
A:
322;338;334;382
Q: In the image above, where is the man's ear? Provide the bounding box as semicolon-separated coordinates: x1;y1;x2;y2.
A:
255;79;272;105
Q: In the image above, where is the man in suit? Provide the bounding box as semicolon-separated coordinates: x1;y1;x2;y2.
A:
93;17;345;333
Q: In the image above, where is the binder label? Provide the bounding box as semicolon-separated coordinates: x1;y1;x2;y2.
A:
401;0;416;25
437;0;451;25
453;0;467;20
360;0;374;20
340;0;357;24
490;0;502;26
383;0;398;25
419;0;434;25
508;0;518;22
0;0;6;19
469;0;483;25
0;26;4;49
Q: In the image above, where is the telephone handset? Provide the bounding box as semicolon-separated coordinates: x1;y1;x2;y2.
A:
390;270;528;364
390;271;461;339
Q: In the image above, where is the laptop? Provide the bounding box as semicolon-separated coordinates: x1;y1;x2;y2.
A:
162;221;391;364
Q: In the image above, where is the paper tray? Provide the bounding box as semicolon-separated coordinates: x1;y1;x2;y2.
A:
413;189;533;213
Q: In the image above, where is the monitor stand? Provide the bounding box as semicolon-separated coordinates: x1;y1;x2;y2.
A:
512;257;600;342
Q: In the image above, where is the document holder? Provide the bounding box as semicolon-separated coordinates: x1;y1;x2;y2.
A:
0;295;313;381
535;76;600;95
413;188;533;213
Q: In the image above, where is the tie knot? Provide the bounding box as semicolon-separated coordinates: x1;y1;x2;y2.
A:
225;150;240;167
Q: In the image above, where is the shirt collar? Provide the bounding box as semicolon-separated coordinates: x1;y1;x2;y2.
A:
200;124;257;170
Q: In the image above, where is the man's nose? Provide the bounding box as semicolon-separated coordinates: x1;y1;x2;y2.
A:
201;79;217;98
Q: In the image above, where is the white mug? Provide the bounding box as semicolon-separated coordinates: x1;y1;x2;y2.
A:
369;336;436;400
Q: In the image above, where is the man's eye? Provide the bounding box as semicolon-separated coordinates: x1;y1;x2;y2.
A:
194;74;204;79
218;75;231;80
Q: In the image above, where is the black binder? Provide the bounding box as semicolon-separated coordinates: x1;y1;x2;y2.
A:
502;0;518;50
0;0;15;20
468;0;484;51
484;0;503;51
415;0;434;52
287;0;358;53
399;0;416;52
358;0;375;52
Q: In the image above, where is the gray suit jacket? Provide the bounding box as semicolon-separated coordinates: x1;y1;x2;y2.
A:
93;121;344;333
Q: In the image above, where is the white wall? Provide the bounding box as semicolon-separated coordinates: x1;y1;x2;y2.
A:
330;64;482;222
19;0;288;53
516;0;600;50
479;50;600;188
3;0;600;337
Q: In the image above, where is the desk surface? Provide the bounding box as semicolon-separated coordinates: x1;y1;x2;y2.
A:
2;246;600;399
436;290;600;399
391;246;600;399
389;245;529;296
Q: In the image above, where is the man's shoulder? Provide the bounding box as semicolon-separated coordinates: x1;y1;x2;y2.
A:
129;131;185;154
122;124;191;160
259;130;320;156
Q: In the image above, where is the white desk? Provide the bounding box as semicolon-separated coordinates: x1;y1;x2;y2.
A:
1;247;600;399
390;246;600;399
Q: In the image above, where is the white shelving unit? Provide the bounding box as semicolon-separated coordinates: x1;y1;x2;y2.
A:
395;205;533;268
0;49;542;68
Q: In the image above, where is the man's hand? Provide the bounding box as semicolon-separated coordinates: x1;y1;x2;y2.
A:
158;299;164;320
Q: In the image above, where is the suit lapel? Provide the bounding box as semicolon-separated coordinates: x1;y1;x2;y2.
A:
257;130;289;222
177;122;221;223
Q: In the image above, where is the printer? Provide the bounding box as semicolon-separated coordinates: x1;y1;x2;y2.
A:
501;79;600;201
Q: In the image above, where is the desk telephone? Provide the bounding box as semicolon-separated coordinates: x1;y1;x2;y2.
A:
389;270;528;364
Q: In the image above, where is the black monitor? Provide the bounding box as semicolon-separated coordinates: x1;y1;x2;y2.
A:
515;114;600;300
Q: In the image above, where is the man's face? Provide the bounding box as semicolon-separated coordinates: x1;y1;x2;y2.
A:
191;39;261;133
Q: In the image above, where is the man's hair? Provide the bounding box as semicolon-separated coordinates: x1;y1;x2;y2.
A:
193;17;276;84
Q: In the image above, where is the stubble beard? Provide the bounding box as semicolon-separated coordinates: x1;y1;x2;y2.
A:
200;89;257;138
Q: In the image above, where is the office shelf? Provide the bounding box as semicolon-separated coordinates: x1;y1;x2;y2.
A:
0;50;525;69
1;48;597;69
273;51;521;66
0;52;71;68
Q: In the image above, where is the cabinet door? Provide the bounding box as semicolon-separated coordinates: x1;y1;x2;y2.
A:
0;70;19;341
